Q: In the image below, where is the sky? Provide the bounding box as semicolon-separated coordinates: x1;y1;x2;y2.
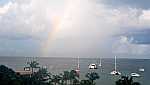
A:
0;0;150;58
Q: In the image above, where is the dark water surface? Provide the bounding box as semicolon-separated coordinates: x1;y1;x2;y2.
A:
0;57;149;85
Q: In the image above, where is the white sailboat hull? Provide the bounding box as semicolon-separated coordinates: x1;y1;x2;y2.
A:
110;70;121;75
98;64;102;67
89;64;97;69
131;73;140;77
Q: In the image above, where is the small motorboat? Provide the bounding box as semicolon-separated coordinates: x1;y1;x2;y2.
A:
139;68;144;72
89;64;97;69
131;73;140;77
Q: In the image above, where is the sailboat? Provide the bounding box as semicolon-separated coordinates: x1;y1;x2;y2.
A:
24;57;31;71
98;57;102;67
75;56;80;77
110;56;121;75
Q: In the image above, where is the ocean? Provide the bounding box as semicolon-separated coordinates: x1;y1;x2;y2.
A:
0;57;149;85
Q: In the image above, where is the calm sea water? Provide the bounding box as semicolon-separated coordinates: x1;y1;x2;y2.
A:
0;57;149;85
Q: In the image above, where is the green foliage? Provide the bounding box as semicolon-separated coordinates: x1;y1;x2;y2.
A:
80;80;93;85
0;65;50;85
132;82;141;85
51;74;62;85
116;76;141;85
84;72;100;85
62;70;79;85
85;72;100;82
33;67;51;82
0;65;22;85
29;61;39;68
0;65;101;85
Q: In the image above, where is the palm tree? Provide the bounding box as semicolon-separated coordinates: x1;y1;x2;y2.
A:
63;71;70;85
34;67;51;82
51;74;62;85
85;72;100;85
70;70;79;85
27;60;40;74
24;67;50;85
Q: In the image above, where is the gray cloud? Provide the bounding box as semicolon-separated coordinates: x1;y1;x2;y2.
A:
112;28;150;57
0;0;150;58
125;29;150;44
99;0;150;9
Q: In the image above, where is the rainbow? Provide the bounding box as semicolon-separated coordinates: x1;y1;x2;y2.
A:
41;0;81;57
41;16;63;57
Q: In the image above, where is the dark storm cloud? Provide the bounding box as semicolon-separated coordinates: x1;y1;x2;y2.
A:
99;0;150;9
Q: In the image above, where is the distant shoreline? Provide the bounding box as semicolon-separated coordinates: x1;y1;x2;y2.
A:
0;56;149;59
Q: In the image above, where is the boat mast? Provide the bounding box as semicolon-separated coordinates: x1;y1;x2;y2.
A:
77;56;80;69
99;57;102;66
115;56;117;71
75;56;80;78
